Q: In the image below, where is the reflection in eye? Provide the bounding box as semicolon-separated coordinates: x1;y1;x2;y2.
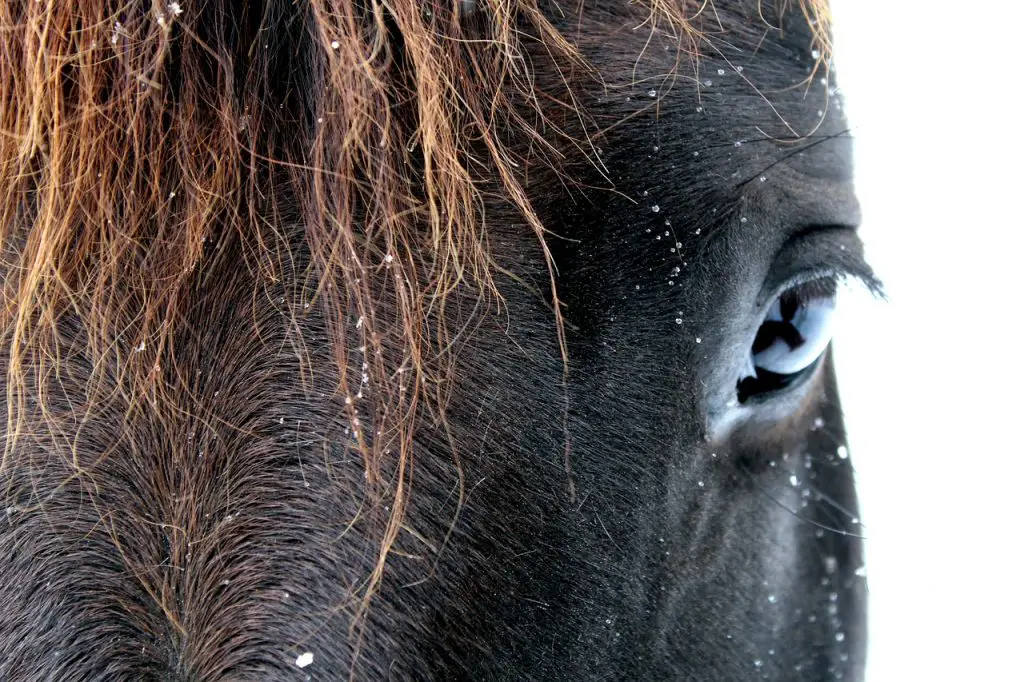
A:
737;278;838;403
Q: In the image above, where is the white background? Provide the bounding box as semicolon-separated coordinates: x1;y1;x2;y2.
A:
830;1;1023;679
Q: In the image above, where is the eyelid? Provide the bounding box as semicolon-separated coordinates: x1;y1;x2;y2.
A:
758;226;883;308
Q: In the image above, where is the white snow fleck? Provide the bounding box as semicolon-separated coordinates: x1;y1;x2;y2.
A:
837;445;849;459
695;337;701;344
789;475;799;487
295;652;314;668
651;205;660;213
169;2;183;16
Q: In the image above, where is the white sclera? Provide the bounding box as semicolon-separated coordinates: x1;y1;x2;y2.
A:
753;295;837;375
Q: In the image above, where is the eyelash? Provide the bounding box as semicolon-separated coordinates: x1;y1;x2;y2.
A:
765;264;881;309
777;272;840;307
759;225;883;307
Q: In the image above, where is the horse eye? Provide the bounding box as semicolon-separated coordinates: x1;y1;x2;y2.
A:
737;278;837;403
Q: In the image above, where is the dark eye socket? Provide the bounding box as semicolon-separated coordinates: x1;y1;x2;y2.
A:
737;277;838;404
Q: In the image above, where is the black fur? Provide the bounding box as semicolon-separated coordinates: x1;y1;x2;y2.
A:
0;2;868;680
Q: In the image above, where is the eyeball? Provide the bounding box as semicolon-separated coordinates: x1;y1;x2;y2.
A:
737;278;838;402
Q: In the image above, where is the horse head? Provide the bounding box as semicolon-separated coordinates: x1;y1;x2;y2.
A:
0;1;875;678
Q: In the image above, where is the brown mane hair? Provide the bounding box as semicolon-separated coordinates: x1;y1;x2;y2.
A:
0;0;830;626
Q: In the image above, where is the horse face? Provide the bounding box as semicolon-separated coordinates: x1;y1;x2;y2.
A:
0;2;870;680
407;7;870;680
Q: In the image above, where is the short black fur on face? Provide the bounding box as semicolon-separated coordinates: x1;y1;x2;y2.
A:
0;1;869;679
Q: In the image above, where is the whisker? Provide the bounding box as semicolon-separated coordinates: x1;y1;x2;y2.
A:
737;129;853;187
739;464;867;539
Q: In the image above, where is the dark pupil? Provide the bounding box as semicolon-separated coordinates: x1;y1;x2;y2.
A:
751;291;805;356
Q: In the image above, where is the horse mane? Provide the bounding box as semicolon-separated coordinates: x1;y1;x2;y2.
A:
0;0;830;624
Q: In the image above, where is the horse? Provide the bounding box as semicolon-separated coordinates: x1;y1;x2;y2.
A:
0;1;876;679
